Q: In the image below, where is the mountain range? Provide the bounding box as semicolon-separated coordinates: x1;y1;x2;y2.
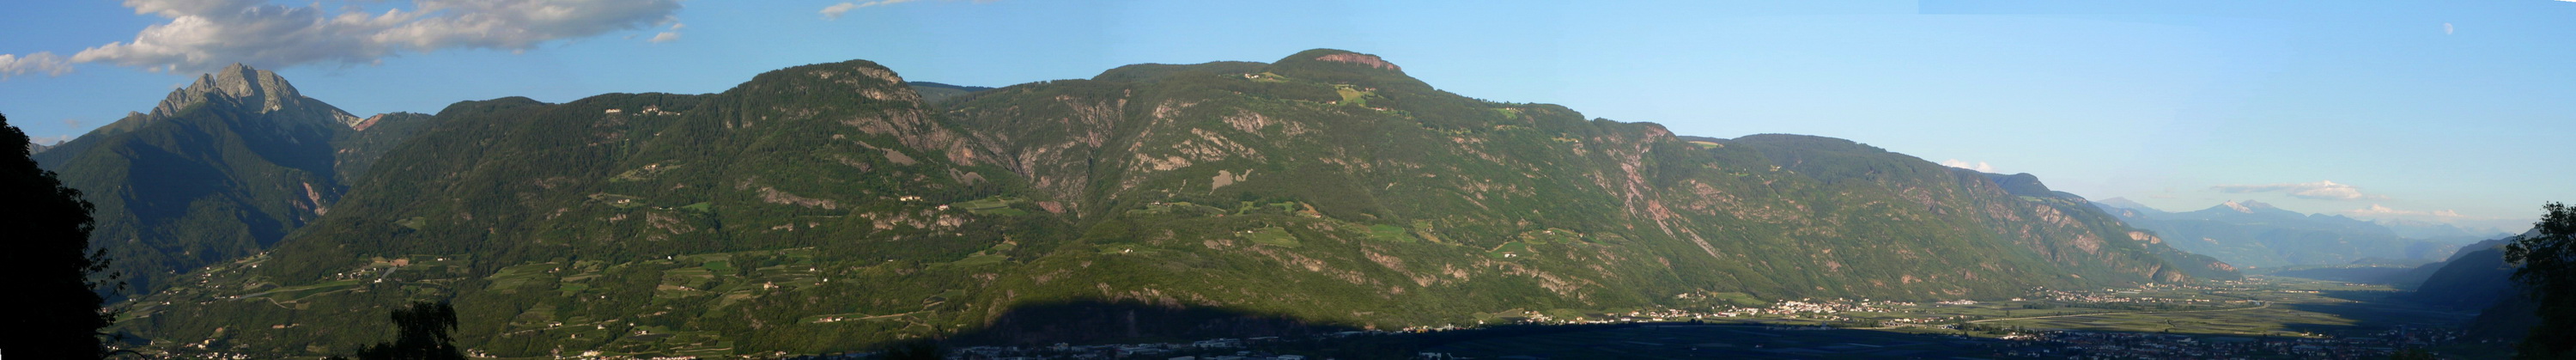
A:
30;64;440;293
47;50;2233;357
2092;198;2494;269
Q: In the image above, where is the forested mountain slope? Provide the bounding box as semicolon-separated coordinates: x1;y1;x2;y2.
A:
2388;229;2545;341
28;64;437;292
112;50;2231;357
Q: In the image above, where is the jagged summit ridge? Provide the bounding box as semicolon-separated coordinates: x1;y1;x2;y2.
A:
149;63;365;129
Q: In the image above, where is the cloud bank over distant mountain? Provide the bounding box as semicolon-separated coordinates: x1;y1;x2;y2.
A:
2340;204;2530;235
2210;180;2383;200
1940;159;1996;173
4;0;682;77
2347;204;2465;218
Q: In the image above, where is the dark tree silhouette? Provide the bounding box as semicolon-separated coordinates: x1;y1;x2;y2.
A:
2506;202;2576;359
340;302;466;360
0;113;122;359
2390;347;2437;360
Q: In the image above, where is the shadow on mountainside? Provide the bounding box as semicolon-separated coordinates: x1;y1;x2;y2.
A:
2275;290;2481;336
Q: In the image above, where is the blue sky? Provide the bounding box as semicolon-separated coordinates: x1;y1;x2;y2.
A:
3;0;2568;233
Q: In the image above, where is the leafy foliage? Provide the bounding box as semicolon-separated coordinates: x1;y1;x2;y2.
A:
339;302;465;360
0;113;120;359
2505;202;2576;359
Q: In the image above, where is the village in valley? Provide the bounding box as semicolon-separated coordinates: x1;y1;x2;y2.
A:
775;277;2485;359
117;248;2484;360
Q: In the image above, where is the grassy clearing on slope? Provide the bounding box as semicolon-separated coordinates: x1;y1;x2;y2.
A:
1335;85;1370;107
952;196;1029;216
1246;226;1301;247
1518;229;1583;244
393;217;429;230
589;193;647;209
487;262;560;291
1488;241;1532;259
1367;224;1418;243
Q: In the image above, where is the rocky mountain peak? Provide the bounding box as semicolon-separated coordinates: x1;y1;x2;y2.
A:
149;64;364;129
2219;200;2254;213
2238;199;2277;210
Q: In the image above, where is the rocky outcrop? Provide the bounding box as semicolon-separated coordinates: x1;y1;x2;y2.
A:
150;64;365;129
1315;52;1401;71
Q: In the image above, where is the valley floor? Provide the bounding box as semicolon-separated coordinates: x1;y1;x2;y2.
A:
851;277;2500;359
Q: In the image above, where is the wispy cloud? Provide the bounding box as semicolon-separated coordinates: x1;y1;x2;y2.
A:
1940;159;1996;173
650;23;684;43
2209;180;2383;200
2349;204;2538;234
27;134;76;146
21;0;681;76
2344;204;2465;218
822;0;920;20
0;52;74;79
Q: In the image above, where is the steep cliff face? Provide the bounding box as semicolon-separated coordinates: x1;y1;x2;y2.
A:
114;50;2234;357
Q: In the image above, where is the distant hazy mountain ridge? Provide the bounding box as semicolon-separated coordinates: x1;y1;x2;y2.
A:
2093;198;2482;268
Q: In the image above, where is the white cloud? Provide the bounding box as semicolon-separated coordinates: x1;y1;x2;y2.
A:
61;0;681;74
822;0;918;20
2209;180;2383;200
2344;204;2466;218
821;3;859;19
0;52;75;79
649;22;683;43
1940;159;1996;173
28;134;76;146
